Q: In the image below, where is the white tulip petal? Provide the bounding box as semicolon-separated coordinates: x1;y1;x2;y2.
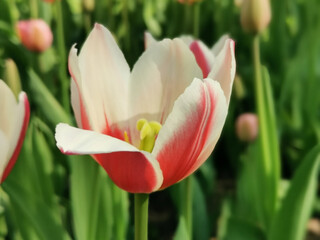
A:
71;24;131;132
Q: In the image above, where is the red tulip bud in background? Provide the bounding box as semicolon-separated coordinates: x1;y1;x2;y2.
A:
236;113;259;142
17;19;53;52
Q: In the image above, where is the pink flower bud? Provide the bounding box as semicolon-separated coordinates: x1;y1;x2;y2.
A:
17;19;53;52
240;0;271;34
236;113;259;142
42;0;56;2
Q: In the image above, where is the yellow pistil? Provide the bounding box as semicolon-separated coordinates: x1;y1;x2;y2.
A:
136;118;162;153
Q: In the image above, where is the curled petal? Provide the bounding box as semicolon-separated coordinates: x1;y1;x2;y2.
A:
152;78;228;190
208;39;236;104
55;123;163;193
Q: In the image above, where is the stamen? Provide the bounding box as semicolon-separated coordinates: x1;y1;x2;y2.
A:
136;118;162;153
124;131;130;143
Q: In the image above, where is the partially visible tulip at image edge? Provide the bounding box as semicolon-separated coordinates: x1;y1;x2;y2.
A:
55;23;236;193
0;80;30;184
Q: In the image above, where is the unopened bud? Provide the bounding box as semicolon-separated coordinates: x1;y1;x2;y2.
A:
234;75;246;100
16;19;53;52
236;113;259;142
83;0;95;12
4;59;21;99
42;0;56;3
240;0;271;34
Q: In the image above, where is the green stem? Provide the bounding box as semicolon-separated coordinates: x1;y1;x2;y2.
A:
134;194;149;240
181;176;193;239
55;0;70;113
29;0;38;18
253;36;262;97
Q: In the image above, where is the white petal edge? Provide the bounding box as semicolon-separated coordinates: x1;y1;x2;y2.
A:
211;34;230;56
0;130;9;182
208;39;236;105
144;32;157;49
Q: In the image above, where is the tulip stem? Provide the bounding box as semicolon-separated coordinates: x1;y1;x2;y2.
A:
181;176;193;239
55;0;70;113
29;0;38;18
134;193;149;240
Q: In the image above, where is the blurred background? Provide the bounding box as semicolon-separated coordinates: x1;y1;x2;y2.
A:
0;0;319;239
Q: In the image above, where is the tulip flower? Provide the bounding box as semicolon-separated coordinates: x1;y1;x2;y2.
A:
17;19;53;52
0;80;30;183
55;24;236;193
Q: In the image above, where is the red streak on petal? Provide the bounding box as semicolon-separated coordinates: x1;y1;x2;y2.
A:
68;59;91;130
1;94;30;183
190;41;210;78
158;83;216;190
94;152;159;193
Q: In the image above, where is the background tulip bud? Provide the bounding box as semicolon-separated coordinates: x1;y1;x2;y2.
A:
42;0;56;2
234;75;246;100
83;0;95;12
240;0;271;34
4;59;22;99
16;19;53;52
236;113;259;142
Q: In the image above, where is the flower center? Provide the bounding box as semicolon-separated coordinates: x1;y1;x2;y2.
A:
136;118;162;153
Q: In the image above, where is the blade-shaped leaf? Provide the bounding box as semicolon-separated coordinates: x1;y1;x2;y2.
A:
268;144;320;240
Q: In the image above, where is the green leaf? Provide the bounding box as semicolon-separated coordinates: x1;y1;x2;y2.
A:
173;217;189;240
218;200;266;240
3;179;70;240
254;65;281;228
268;144;320;240
192;177;210;240
28;69;70;125
69;156;128;240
